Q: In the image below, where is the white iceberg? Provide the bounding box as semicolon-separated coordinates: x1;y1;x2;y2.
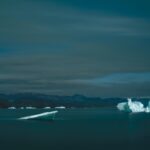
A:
43;107;51;109
117;98;150;113
55;106;66;109
25;107;36;109
145;101;150;113
145;107;150;113
117;102;128;111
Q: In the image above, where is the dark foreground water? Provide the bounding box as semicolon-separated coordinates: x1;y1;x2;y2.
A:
0;108;150;150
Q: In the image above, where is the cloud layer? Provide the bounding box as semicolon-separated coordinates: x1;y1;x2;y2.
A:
0;0;150;97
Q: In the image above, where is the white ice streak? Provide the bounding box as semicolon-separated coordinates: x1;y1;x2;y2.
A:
117;98;150;113
18;111;58;120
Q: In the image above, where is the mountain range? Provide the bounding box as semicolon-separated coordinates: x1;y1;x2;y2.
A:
0;93;149;108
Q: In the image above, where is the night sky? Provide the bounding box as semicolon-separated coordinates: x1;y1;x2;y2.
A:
0;0;150;97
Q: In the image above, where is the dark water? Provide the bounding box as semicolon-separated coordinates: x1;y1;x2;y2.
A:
0;108;150;150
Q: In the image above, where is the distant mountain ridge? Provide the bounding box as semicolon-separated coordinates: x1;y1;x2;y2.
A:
0;93;149;108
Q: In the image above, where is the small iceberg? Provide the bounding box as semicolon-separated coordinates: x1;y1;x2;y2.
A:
43;107;51;109
18;111;58;121
25;107;36;109
55;106;66;109
8;107;16;109
117;98;150;113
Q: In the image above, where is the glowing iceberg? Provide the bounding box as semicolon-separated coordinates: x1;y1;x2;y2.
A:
18;111;58;121
117;98;150;113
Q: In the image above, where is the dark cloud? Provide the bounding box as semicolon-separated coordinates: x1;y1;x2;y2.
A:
0;0;150;96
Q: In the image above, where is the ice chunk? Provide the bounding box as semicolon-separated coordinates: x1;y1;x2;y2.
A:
117;98;149;113
145;101;150;112
145;107;150;113
127;98;145;113
55;106;66;109
43;107;51;109
117;102;128;111
25;107;36;109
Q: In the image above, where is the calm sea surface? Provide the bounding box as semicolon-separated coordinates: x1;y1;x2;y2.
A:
0;108;150;150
